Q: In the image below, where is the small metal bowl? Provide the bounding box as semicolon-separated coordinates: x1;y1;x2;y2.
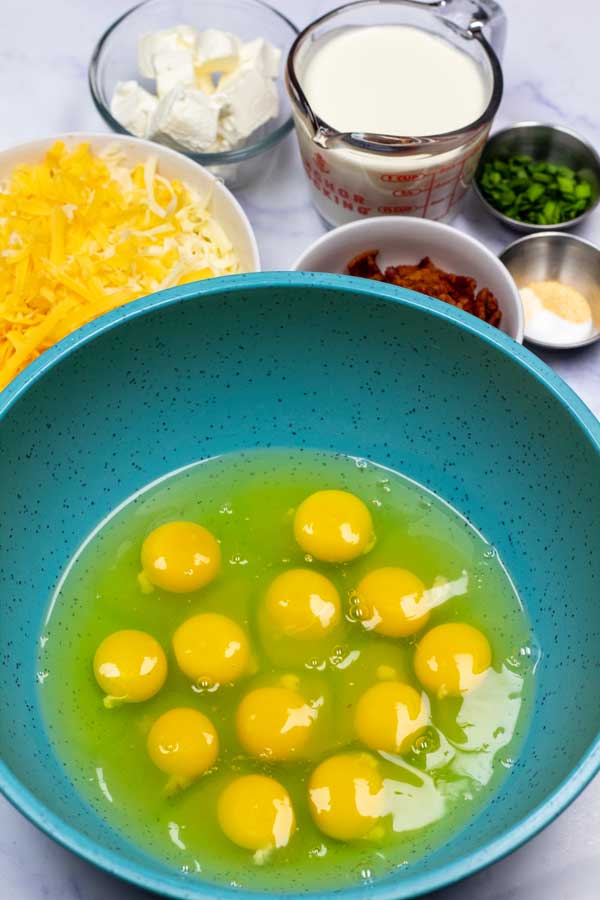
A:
499;232;600;349
474;122;600;233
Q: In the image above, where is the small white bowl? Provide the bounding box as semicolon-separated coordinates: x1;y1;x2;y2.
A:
0;133;260;272
293;217;523;342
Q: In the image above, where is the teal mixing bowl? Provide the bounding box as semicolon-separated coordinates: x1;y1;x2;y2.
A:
1;273;599;899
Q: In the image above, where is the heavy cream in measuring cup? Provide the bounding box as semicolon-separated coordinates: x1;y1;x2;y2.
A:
302;26;488;137
292;25;494;226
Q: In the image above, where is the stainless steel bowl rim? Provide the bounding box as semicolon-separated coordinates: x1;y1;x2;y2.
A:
499;231;600;350
474;121;600;232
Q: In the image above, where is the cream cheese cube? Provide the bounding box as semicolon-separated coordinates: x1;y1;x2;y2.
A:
155;49;196;98
195;28;240;75
129;24;281;152
215;67;278;141
239;38;281;79
138;26;197;77
150;86;221;152
110;80;158;138
195;70;216;95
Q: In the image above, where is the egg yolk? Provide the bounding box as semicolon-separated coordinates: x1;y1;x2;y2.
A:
93;630;167;707
218;775;296;851
293;490;375;563
355;567;430;637
236;686;317;760
354;681;430;754
264;568;341;640
172;613;250;687
414;622;492;697
141;521;220;593
308;752;383;841
147;707;218;786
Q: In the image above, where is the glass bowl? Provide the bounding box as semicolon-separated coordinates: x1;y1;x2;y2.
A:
89;0;298;189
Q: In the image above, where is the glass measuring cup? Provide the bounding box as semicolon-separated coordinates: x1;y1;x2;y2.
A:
286;0;505;226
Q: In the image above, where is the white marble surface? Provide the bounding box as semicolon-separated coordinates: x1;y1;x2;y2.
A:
0;0;599;898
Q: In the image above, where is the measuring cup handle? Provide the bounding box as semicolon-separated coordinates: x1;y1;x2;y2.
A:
470;0;507;58
444;0;507;58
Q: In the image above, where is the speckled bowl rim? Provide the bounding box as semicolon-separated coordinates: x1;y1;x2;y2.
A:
291;216;525;343
1;272;599;900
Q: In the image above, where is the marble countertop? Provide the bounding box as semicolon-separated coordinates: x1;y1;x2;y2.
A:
0;0;598;898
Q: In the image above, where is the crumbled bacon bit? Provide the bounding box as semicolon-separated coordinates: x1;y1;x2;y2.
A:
347;251;502;327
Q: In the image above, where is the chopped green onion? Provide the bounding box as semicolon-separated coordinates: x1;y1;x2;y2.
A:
477;154;595;224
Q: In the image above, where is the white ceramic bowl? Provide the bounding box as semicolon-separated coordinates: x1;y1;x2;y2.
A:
293;217;523;342
0;133;260;272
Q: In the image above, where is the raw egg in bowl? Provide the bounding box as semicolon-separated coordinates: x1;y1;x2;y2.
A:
0;272;598;899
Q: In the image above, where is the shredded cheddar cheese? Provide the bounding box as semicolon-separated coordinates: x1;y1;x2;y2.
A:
0;141;239;390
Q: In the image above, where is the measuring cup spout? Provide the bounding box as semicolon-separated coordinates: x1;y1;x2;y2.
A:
286;64;341;150
312;125;333;149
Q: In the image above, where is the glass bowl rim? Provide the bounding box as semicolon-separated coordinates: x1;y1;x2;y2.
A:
88;0;299;165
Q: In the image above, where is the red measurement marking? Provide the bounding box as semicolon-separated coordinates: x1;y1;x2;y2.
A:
380;173;421;183
430;175;459;192
314;152;330;174
422;172;436;218
392;186;430;197
301;132;487;221
377;204;424;214
444;158;466;218
436;160;462;175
